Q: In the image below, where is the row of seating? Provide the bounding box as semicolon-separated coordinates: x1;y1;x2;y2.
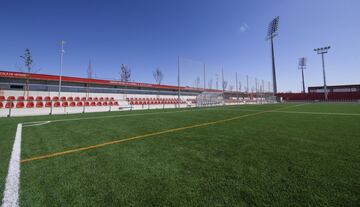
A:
126;97;186;105
187;99;197;104
0;96;116;102
129;100;185;105
0;101;119;108
126;97;179;101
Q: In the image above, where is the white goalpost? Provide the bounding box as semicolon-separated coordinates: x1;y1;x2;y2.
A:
196;92;224;107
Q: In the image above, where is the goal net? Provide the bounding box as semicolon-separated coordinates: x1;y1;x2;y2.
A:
196;92;224;107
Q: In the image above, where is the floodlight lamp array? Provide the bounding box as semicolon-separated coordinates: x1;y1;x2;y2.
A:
266;16;279;40
298;57;307;69
314;46;331;54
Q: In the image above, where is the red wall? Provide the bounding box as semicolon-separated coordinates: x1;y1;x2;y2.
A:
277;92;360;101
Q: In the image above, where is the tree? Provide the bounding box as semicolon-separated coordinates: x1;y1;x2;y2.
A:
208;79;213;89
195;77;200;88
229;85;234;91
153;67;164;85
20;48;33;97
120;64;131;82
222;80;228;91
87;59;93;79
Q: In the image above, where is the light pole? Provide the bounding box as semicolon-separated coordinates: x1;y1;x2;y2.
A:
266;16;279;97
314;46;330;100
235;72;238;100
58;40;65;97
298;57;307;93
177;56;180;107
203;63;206;91
215;74;219;90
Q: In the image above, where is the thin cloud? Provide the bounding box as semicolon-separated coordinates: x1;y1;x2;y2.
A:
239;23;249;32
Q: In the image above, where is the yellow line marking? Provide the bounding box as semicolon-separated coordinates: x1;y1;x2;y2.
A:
20;104;302;164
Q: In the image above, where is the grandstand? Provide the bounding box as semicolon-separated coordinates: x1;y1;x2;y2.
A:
0;71;273;117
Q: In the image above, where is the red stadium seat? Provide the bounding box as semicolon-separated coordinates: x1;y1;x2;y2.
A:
0;96;5;101
94;97;99;101
77;102;83;107
52;96;59;101
81;97;86;101
108;102;113;106
99;97;104;101
6;102;14;108
74;97;80;101
62;102;68;107
84;102;90;106
28;96;34;101
60;96;66;101
16;102;24;108
87;97;93;101
7;96;15;101
96;102;102;106
26;102;34;108
45;102;52;107
17;96;25;101
0;102;3;108
54;102;61;107
45;96;51;101
90;102;96;106
114;101;119;105
105;97;109;101
67;97;73;101
69;102;76;107
36;96;43;101
36;102;43;108
103;102;108;106
110;97;114;101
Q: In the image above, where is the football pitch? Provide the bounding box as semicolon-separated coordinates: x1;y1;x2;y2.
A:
1;103;360;206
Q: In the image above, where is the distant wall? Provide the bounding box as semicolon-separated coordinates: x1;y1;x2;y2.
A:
277;92;360;102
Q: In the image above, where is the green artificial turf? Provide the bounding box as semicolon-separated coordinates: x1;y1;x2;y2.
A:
1;103;360;206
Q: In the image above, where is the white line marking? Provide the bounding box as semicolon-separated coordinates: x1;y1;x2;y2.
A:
1;124;22;207
273;110;360;116
22;121;51;128
21;107;222;126
19;104;287;127
19;104;292;127
209;108;360;116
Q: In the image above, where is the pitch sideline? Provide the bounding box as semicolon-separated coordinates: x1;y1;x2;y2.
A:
1;124;22;207
208;107;360;116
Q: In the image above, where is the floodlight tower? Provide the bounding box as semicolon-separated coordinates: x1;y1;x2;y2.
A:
314;46;330;100
266;16;279;97
298;57;307;93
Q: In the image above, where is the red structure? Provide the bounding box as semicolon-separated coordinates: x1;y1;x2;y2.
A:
277;92;360;102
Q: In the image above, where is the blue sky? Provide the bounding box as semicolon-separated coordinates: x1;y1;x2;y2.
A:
0;0;359;92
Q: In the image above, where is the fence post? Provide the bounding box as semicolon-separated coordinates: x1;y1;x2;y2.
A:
83;101;86;113
50;100;53;115
7;100;12;117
